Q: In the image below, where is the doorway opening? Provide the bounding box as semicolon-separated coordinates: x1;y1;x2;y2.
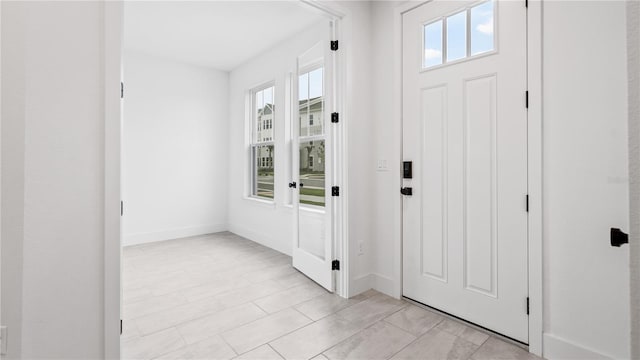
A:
111;2;346;358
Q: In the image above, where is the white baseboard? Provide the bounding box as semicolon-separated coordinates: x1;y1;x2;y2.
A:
349;273;396;299
350;273;373;297
227;222;292;256
372;273;396;298
543;333;613;360
123;224;227;246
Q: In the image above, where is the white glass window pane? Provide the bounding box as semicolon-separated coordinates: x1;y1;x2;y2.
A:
471;1;494;55
446;11;467;62
256;90;264;109
299;140;325;207
252;144;274;199
424;20;443;67
299;74;309;137
263;87;273;107
309;68;323;99
299;73;309;100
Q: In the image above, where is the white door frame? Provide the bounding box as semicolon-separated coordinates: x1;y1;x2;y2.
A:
300;0;350;299
102;1;351;357
104;1;123;359
392;0;543;355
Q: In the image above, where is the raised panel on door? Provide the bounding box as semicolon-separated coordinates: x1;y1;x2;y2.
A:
463;74;498;297
420;85;448;282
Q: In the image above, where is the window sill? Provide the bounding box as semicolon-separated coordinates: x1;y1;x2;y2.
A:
244;196;276;207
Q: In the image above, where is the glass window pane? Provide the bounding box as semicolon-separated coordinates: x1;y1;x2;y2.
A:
252;144;274;199
299;140;325;207
299;99;309;137
471;1;494;55
446;11;467;62
263;87;273;107
424;20;443;67
256;90;263;109
298;73;309;100
309;68;323;99
299;73;309;137
299;68;324;137
255;90;262;142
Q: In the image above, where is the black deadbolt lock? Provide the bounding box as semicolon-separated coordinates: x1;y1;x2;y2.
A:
611;228;629;247
401;187;413;196
403;161;413;179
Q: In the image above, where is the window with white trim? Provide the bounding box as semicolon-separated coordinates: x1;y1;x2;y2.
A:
250;84;275;200
423;0;495;69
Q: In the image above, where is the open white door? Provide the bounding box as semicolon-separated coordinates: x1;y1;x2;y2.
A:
292;22;336;291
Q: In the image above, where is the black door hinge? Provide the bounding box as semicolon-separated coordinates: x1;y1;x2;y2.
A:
611;228;629;247
525;0;528;8
121;201;124;216
121;319;123;334
121;82;124;99
525;91;529;108
525;195;529;212
331;112;339;123
526;297;530;315
332;186;340;196
332;260;340;270
330;40;339;51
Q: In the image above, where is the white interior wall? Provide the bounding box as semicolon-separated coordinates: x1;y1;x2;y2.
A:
1;2;26;358
122;51;229;246
370;1;399;297
1;2;106;357
370;1;631;359
324;0;376;296
542;2;630;358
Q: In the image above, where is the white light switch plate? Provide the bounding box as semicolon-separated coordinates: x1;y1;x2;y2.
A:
376;159;389;172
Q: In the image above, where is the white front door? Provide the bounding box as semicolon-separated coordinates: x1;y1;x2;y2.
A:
292;22;336;291
402;0;529;342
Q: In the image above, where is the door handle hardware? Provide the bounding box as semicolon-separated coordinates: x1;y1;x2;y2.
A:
288;182;297;189
611;228;629;247
403;161;413;179
401;187;413;196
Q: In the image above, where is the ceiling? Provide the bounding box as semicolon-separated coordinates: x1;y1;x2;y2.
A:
124;1;327;71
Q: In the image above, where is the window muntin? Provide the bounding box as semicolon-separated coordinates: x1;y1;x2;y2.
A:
298;65;325;207
251;85;275;200
423;0;495;69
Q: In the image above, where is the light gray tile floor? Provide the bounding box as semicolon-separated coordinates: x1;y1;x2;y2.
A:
122;232;543;360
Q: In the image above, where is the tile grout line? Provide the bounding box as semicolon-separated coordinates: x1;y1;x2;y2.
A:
267;343;286;360
219;333;240;357
251;300;270;314
291;305;316;322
